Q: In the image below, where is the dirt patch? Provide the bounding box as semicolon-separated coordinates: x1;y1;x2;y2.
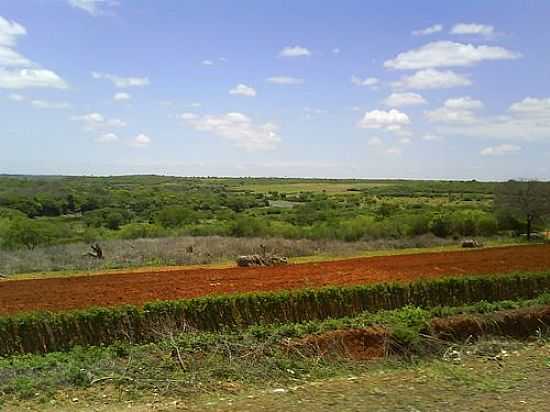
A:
285;305;550;360
286;327;389;360
1;244;550;315
431;305;550;341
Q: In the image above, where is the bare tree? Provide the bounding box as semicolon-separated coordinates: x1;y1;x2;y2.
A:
495;180;550;240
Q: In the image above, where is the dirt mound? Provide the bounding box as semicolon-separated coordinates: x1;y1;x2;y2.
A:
286;327;389;360
431;306;550;340
1;244;550;315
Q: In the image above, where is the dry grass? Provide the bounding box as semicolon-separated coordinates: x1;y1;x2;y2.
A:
0;235;456;277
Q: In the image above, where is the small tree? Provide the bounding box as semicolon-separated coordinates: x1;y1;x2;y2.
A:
494;180;550;240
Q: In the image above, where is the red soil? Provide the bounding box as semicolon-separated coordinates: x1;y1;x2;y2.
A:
1;244;549;315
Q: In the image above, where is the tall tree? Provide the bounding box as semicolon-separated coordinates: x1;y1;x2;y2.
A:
494;180;550;240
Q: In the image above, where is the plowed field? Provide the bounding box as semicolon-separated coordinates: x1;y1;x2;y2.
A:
1;244;549;315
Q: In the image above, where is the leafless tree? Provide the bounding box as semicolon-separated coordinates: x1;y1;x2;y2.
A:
495;180;550;240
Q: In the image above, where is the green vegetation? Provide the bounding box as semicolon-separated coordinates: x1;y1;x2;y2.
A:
0;296;548;406
2;175;546;253
2;271;549;355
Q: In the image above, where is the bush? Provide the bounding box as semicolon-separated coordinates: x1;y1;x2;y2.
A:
117;223;168;240
1;218;64;250
429;214;453;238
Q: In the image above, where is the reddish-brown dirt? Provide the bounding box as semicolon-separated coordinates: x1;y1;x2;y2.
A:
285;327;389;360
1;244;550;315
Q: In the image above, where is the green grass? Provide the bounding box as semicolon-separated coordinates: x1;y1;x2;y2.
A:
0;295;549;409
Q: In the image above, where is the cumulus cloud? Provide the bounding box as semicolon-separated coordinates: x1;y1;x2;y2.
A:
92;72;150;88
358;109;410;132
386;146;401;155
480;144;520;156
426;97;484;124
412;24;443;36
67;0;119;16
8;93;24;101
229;83;257;97
384;41;520;70
131;133;151;148
367;136;383;146
351;75;379;87
279;46;311;57
444;96;484;110
383;92;427;107
266;76;304;85
428;96;550;142
451;23;495;37
113;92;131;101
422;134;443;142
0;68;68;89
0;17;68;89
0;44;32;67
72;112;126;131
181;112;281;151
509;97;550;117
96;132;119;143
201;59;214;65
31;99;71;109
392;69;471;90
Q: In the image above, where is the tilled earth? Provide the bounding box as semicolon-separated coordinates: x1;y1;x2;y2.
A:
1;244;549;315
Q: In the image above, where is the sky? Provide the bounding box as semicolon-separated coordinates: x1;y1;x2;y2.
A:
1;0;550;180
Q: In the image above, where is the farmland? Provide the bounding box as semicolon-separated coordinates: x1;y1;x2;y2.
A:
1;244;550;315
1;177;549;411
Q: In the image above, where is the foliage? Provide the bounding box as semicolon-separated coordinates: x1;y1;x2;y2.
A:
1;271;549;355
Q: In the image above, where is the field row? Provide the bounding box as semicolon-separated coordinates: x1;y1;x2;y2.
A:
1;244;550;314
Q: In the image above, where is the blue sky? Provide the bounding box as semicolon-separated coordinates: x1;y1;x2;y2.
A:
1;0;550;179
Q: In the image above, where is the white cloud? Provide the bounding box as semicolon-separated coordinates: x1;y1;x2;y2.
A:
358;109;410;132
181;112;281;151
131;133;151;148
8;93;24;101
351;75;379;87
67;0;118;16
412;24;443;36
444;96;484;110
399;137;412;144
426;97;484;124
0;45;32;67
383;92;427;107
113;92;131;101
0;16;26;47
229;83;256;97
266;76;304;85
480;144;520;156
73;112;126;131
279;46;311;57
332;48;341;55
0;68;68;89
367;136;383;146
92;72;150;88
384;41;520;70
96;132;119;143
392;69;471;90
386;146;401;155
509;97;550;117
429;96;550;142
190;102;201;108
178;112;198;120
202;59;214;65
451;23;495;37
31;99;71;109
422;134;443;142
0;17;67;89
